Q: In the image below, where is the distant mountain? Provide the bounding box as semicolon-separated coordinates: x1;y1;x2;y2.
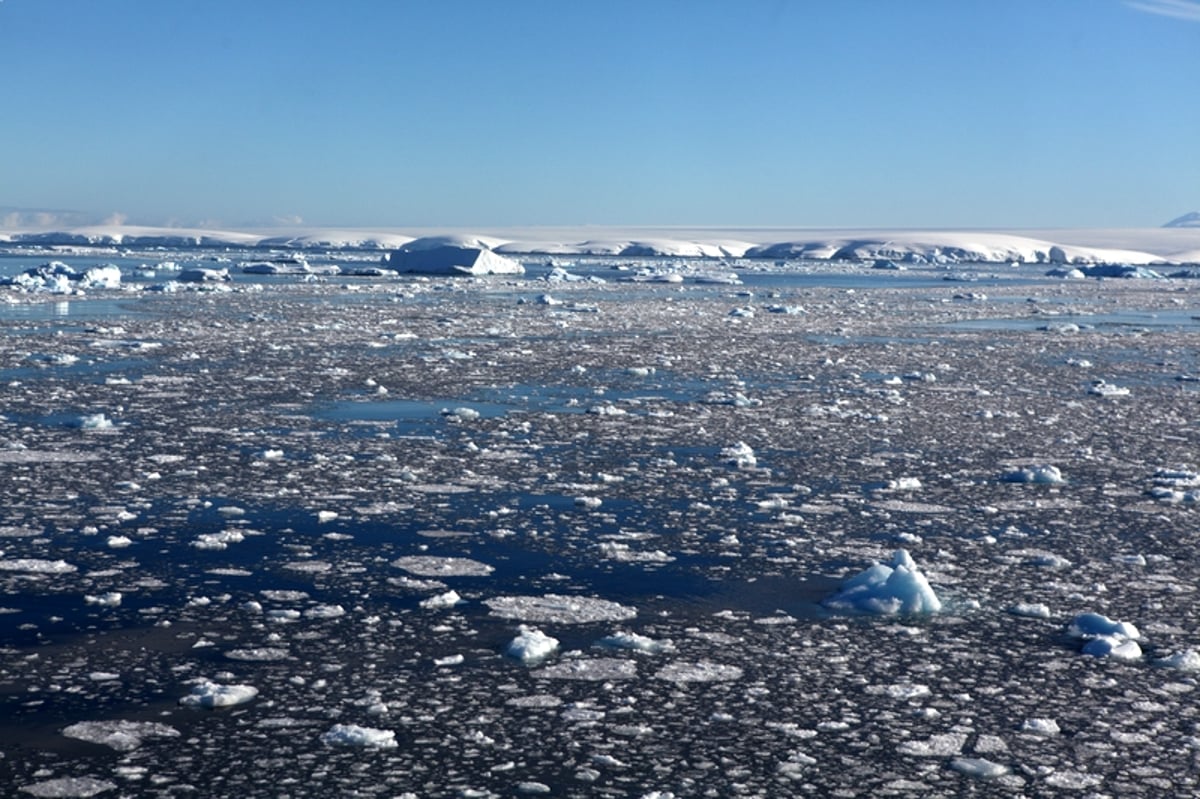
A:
1165;211;1200;228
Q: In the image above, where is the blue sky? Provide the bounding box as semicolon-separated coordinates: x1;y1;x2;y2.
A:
1;0;1197;229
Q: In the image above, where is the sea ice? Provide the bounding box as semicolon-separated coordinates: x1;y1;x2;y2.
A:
823;549;943;615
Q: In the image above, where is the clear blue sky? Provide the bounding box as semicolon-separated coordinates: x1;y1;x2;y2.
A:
1;0;1197;229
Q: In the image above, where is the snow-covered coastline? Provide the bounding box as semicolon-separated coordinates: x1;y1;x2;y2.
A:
3;224;1200;265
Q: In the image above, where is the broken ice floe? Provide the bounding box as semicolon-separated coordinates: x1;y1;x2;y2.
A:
823;549;943;615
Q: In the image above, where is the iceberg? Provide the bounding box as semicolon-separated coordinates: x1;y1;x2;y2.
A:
824;549;943;615
384;235;524;275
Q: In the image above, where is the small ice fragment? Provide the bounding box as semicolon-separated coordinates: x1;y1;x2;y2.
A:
316;510;338;523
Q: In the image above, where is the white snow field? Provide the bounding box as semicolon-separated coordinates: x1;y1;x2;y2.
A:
2;232;1200;796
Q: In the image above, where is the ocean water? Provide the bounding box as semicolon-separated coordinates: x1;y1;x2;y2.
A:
1;248;1199;797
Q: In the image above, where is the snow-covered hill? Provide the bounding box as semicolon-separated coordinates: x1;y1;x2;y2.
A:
1165;211;1200;228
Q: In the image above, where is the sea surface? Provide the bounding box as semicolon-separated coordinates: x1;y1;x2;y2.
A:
1;247;1198;797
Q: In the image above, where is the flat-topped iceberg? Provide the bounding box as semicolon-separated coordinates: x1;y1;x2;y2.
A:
384;235;524;275
824;549;943;615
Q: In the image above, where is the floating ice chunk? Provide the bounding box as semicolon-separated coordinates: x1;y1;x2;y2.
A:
1007;603;1051;619
434;654;464;666
655;661;744;683
506;626;560;662
1068;612;1141;641
1082;636;1143;661
320;723;398;748
595;631;674;653
191;529;244;550
225;647;289;661
179;267;231;283
1155;650;1200;671
574;496;602;509
62;720;180;751
18;776;119;797
950;757;1010;779
316;510;338;523
1021;718;1061;736
486;594;637;624
441;406;480;420
1088;379;1130;397
533;658;638;681
720;441;757;469
179;680;259;708
419;590;463;609
823;549;943;615
1001;464;1064;484
303;604;346;619
0;558;77;574
84;592;122;608
392;555;494;577
897;732;968;757
77;413;116;431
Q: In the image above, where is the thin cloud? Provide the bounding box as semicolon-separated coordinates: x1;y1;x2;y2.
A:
1126;0;1200;21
